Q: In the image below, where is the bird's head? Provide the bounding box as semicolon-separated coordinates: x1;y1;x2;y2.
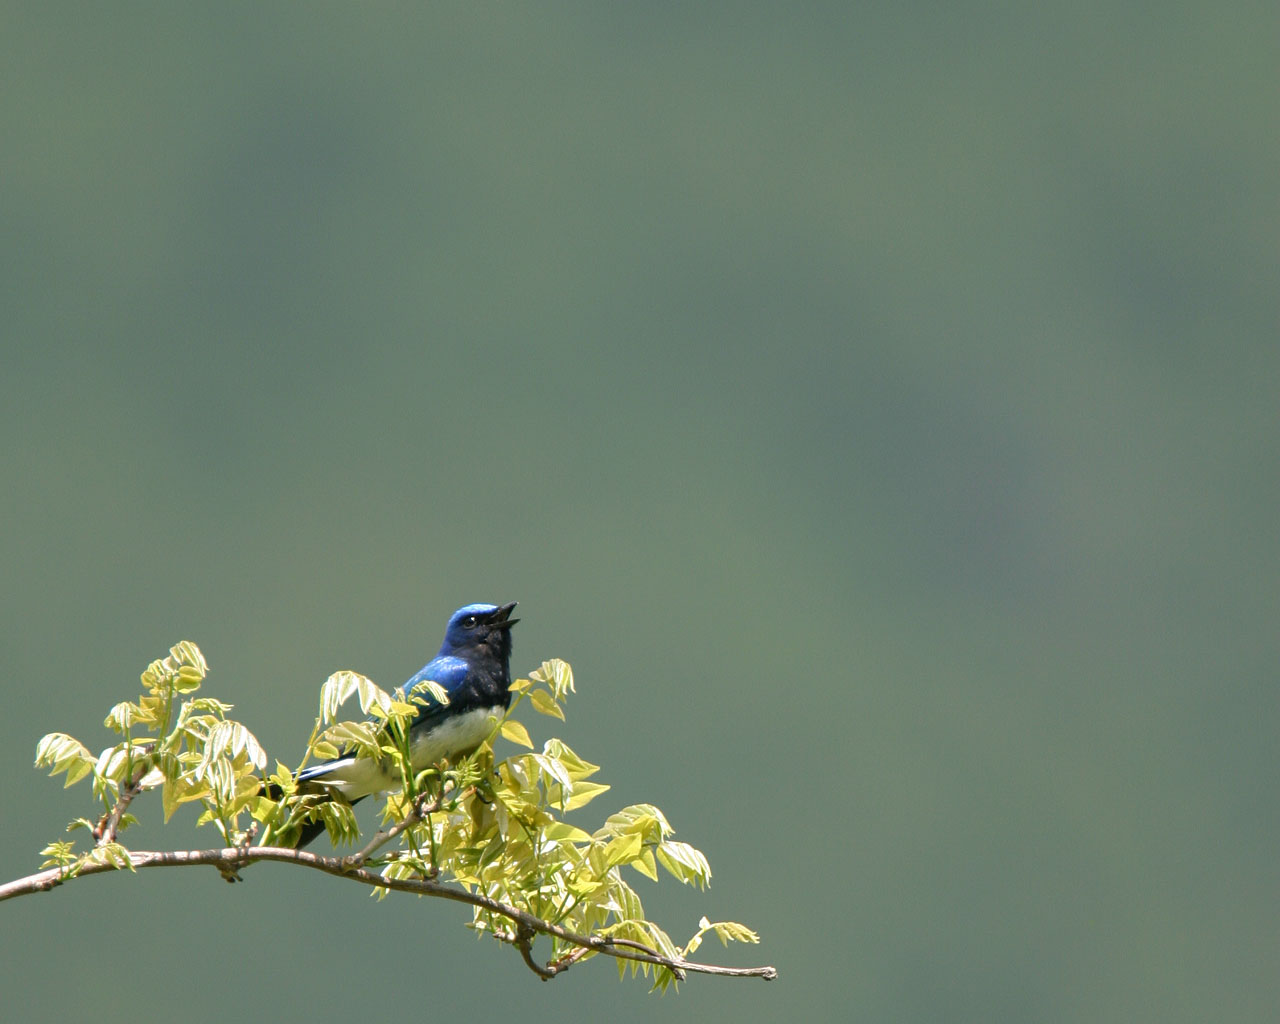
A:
440;602;519;662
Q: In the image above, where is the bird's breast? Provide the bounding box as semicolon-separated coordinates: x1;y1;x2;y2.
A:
409;704;504;770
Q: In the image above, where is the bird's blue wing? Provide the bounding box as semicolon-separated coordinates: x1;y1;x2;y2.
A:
295;654;471;788
404;654;471;727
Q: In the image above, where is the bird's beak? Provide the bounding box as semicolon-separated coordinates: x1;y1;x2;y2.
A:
494;601;519;628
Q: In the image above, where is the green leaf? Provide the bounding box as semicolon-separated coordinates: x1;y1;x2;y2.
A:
200;720;267;773
533;754;572;791
712;920;760;945
406;677;450;707
478;832;505;868
652;966;679;994
600;804;673;842
35;732;90;769
170;641;208;675
604;832;643;868
92;843;135;871
320;671;393;723
173;665;204;693
39;841;79;870
35;732;97;789
530;659;574;699
527;688;564;720
541;740;600;780
543;822;592;843
325;720;381;750
104;701;142;732
632;848;659;882
318;800;360;845
63;759;94;787
162;777;207;822
95;746;131;782
656;840;712;887
185;697;233;715
562;781;611;811
499;719;533;749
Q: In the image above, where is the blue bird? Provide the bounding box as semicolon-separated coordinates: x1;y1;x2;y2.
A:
287;601;518;847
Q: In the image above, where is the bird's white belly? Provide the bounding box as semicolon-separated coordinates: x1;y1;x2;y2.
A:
407;705;503;770
309;705;502;801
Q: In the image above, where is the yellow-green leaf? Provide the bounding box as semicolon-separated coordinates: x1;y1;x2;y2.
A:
173;665;204;693
562;781;611;811
408;678;450;707
541;740;600;780
632;848;659;881
499;719;533;748
544;821;592;843
478;832;505;867
530;658;574;696
63;759;93;788
604;832;643;868
528;688;565;720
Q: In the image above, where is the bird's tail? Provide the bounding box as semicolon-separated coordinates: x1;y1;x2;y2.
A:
264;764;367;849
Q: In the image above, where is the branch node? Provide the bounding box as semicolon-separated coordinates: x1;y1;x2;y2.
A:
513;922;557;981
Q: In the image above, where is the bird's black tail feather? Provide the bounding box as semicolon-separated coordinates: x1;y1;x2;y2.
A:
293;815;332;850
263;781;365;849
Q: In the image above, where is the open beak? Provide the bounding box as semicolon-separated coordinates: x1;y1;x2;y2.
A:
494;601;519;629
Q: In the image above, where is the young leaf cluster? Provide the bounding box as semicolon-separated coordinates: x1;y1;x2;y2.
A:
32;643;763;989
35;641;266;857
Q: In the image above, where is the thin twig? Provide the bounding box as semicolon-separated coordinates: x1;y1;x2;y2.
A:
340;788;447;871
546;944;593;975
92;763;149;846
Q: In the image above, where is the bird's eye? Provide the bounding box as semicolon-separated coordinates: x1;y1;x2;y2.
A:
462;615;479;628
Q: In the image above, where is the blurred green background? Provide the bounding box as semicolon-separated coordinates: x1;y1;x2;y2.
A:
2;4;1275;1022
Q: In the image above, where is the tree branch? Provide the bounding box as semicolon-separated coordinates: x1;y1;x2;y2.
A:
510;922;559;980
340;787;447;872
0;845;777;982
92;758;151;846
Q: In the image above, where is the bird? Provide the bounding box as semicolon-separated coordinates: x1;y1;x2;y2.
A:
283;601;519;847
